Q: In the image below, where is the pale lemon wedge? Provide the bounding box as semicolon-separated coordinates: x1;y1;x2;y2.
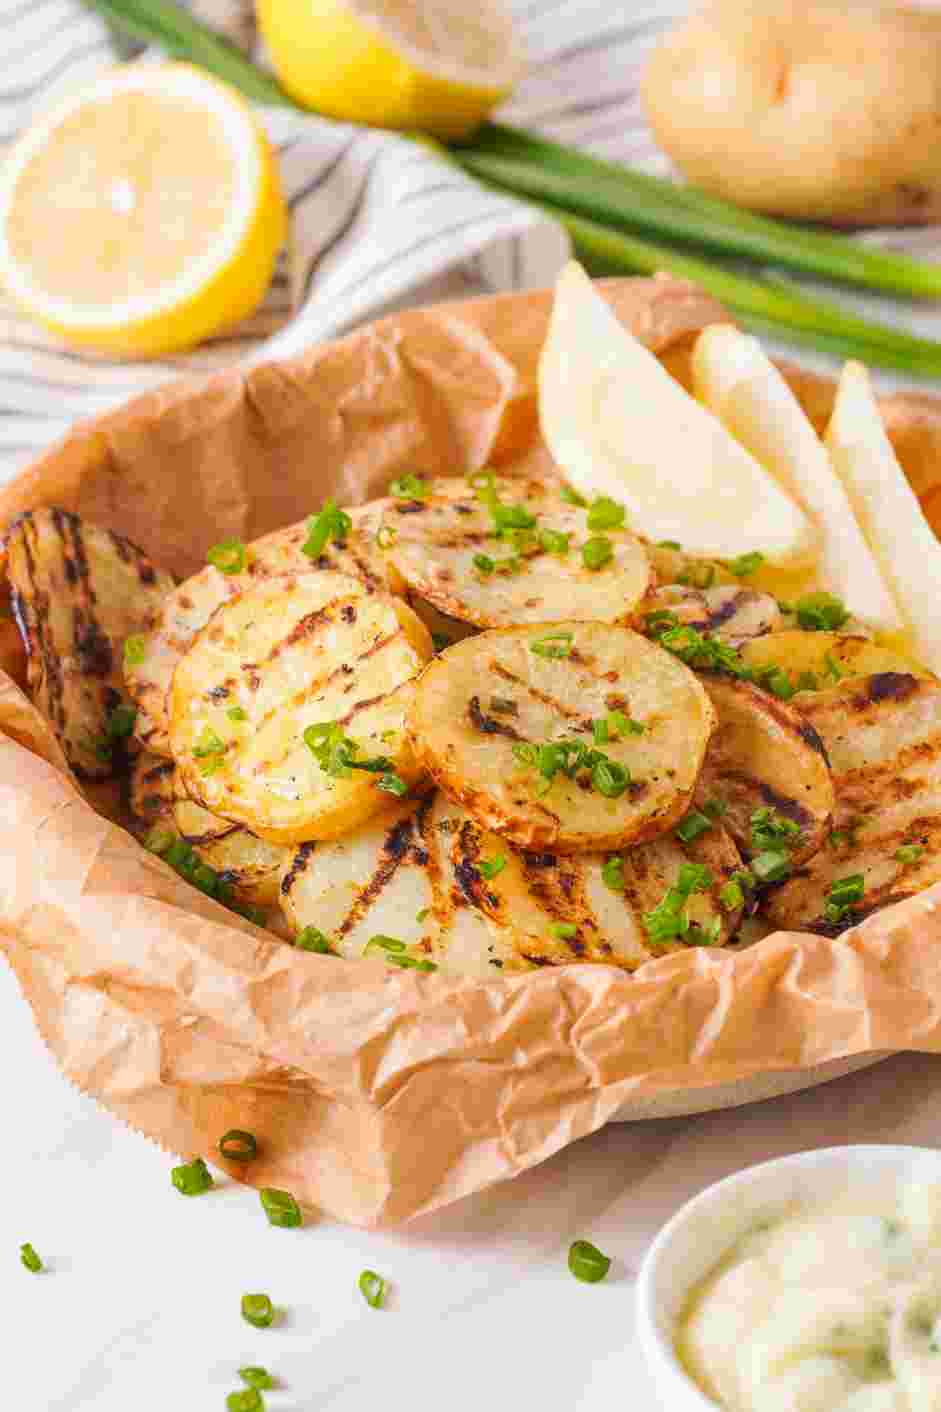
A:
256;0;521;140
826;361;941;675
0;64;287;357
538;263;817;566
691;324;899;628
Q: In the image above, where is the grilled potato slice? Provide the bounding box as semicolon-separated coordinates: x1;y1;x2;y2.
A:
741;630;923;693
694;675;834;866
407;622;715;853
3;508;174;777
762;672;941;933
379;490;651;630
449;805;745;966
279;794;521;978
172;787;287;908
129;750;176;831
126;504;389;758
646;541;737;590
170;574;432;844
642;584;782;647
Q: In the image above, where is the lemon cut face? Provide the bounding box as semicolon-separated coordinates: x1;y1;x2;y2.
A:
0;64;287;356
256;0;521;139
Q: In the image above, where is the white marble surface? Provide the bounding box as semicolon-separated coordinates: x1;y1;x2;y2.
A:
6;941;941;1411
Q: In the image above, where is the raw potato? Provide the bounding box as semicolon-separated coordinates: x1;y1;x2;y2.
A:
126;503;388;757
407;622;716;853
642;584;782;647
169;574;432;844
3;507;174;777
741;631;923;690
380;489;651;629
449;803;745;965
695;674;834;866
279;794;522;978
762;672;941;933
642;1;941;226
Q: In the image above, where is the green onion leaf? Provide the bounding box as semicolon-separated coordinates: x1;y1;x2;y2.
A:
259;1188;302;1229
295;927;334;954
378;772;409;797
582;535;613;571
240;1293;274;1329
560;485;587;507
719;880;745;912
829;874;865;906
359;1270;388;1309
677;863;713;894
701;797;727;820
675;811;712;844
239;1369;274;1391
750;850;793;884
530;631;574;659
193;726;225;775
375;524;397;549
479;854;507;880
592;718;609;745
227;706;248;722
218;1130;258;1163
539;527;571;555
364;935;407;955
171;1156;213;1197
823;652;845;682
796;671;820;693
123;634;147;668
389;473;429;500
473;553;495;577
657;540;682;550
302;500;351;559
416;908;430;923
601;856;625;892
795;592;849;633
20;1243;42;1273
388;954;437;971
592;757;629;799
550;922;577;939
586;496;625;531
226;1388;262;1412
750;807;801;853
895;844;925;865
207;538;246;575
568;1240;611;1284
727;551;765;578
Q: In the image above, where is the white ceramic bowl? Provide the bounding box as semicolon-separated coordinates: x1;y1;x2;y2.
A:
635;1144;941;1412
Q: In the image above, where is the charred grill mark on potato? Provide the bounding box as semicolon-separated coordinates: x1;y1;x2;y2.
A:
641;585;781;646
280;842;315;896
467;694;524;739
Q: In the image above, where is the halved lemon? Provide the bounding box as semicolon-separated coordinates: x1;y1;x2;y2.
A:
0;64;287;357
256;0;521;139
538;262;818;567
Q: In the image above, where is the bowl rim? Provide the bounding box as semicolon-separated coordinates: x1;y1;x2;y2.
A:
634;1142;941;1411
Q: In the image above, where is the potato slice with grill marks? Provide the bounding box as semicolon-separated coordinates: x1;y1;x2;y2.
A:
279;794;521;978
741;630;924;693
126;504;389;758
407;622;715;854
642;583;782;647
172;786;287;908
760;672;941;934
694;675;834;866
170;574;432;844
645;541;737;590
3;508;174;777
448;803;745;968
129;750;176;831
380;491;651;630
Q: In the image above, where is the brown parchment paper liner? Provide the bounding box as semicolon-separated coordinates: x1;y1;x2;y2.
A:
5;276;941;1228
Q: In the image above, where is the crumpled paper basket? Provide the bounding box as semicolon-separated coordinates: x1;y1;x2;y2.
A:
3;277;941;1227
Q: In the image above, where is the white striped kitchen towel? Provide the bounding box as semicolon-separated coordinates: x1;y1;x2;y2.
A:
3;0;940;481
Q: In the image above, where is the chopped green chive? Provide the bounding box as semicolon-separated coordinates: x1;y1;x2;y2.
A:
416;908;431;923
479;854;507;880
592;757;629;798
539;527;571;555
824;652;844;682
364;935;407;955
550;922;577;940
677;562;716;590
359;1270;387;1309
227;706;248;722
750;850;793;884
643;864;713;945
239;1369;274;1391
20;1243;42;1273
560;485;587;507
123;634;147;668
218;1130;257;1163
378;772;409;797
611;711;645;736
601;856;625;892
473;553;495;577
193;726;226;775
375;524;396;549
207;538;247;575
751;807;802;853
727;551;765;578
295;927;334;954
719;880;745;912
302;500;352;559
694;916;723;944
586;496;625;531
657;539;682;550
796;592;849;633
830;874;865;906
171;1156;213;1196
582;535;613;571
226;1388;262;1412
675;811;712;844
895;844;925;865
260;1188;302;1229
568;1240;611;1284
388;955;437;972
678;863;713;893
796;671;820;693
702;797;727;820
530;631;574;659
592;718;609;745
491;503;538;536
389;473;429;500
654;622;749;678
241;1293;274;1329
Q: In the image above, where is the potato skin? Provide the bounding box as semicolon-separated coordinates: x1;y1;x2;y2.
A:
642;0;941;226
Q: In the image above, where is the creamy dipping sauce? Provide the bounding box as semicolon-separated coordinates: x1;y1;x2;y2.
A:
678;1180;941;1412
